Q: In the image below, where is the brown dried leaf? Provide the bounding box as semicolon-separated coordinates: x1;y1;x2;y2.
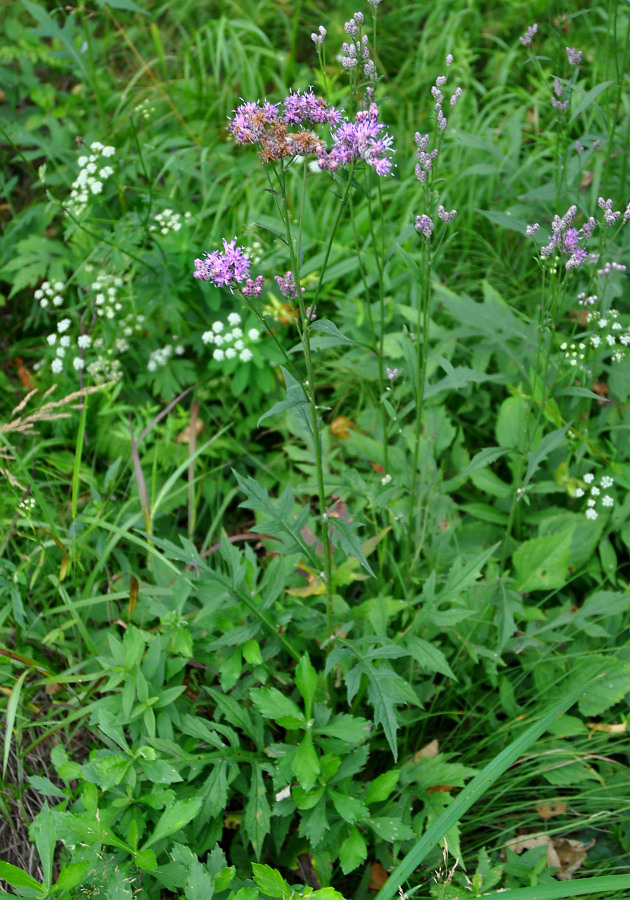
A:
416;738;439;759
331;416;355;439
505;833;594;879
427;784;456;794
587;721;627;734
536;800;568;819
368;862;388;892
580;171;594;190
175;418;204;443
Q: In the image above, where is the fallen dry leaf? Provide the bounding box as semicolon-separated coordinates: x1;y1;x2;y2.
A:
506;832;595;880
587;721;627;734
368;862;388;892
330;416;355;439
536;800;568;820
175;419;204;443
427;784;456;794
416;738;439;760
580;170;594;190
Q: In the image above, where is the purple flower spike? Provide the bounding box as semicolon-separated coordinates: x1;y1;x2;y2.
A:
275;271;302;298
194;238;251;290
566;47;583;66
415;215;434;238
242;275;265;298
519;23;538;46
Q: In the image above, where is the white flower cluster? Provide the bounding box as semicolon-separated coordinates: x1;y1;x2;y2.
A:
575;472;615;520
560;341;587;370
18;496;36;513
201;312;259;363
92;272;124;319
46;318;89;375
134;98;155;120
35;280;65;309
87;355;123;383
577;291;597;306
147;341;185;372
149;209;191;235
586;308;630;363
66;142;116;217
597;261;627;276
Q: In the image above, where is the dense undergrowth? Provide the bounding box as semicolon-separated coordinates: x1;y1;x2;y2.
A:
1;1;630;898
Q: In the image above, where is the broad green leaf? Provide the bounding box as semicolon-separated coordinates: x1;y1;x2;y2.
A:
252;863;289;899
250;687;305;729
496;396;528;450
310;890;346;900
368;817;415;841
523;425;570;489
309;318;355;347
339;825;368;874
52;861;90;893
513;526;575;591
142;798;202;849
442;447;509;491
569;81;614;124
0;861;43;892
258;366;309;426
366;769;400;804
134;849;158;871
317;714;370;744
27;775;66;799
32;803;55;889
3;669;28;780
292;732;320;791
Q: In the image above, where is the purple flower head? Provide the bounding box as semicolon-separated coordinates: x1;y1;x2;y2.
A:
438;205;457;223
306;304;317;321
283;88;339;126
519;23;538;46
415;214;434;239
525;223;539;237
228;101;280;144
194;238;251;290
551;97;569;112
566;248;587;269
446;54;454;66
320;102;394;176
566;47;583;66
386;367;399;380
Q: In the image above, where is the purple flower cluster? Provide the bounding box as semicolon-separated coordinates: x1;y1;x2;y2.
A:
414;215;434;239
194;239;251;289
551;78;569;112
519;23;538;46
531;205;593;269
438;205;457;223
274;272;303;298
242;275;265;298
566;47;583;66
340;15;376;83
311;25;326;46
317;102;395;176
227;90;393;176
598;196;622;227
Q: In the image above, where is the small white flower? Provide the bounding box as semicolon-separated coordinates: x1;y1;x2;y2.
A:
40;298;49;308
225;347;236;359
212;321;223;334
47;334;57;346
73;357;84;370
601;495;614;507
102;145;116;157
234;339;244;351
58;318;71;333
51;358;63;374
90;141;104;152
240;348;253;362
590;486;600;496
574;487;584;497
223;331;234;343
586;498;596;507
95;293;105;305
600;476;614;488
60;335;71;348
228;312;241;326
248;328;260;341
77;156;88;167
54;282;64;291
201;331;214;344
381;473;392;485
77;334;92;349
585;508;598;520
34;289;43;300
583;473;594;483
90;181;103;194
231;327;243;338
52;295;64;307
214;334;224;346
213;348;225;361
56;347;66;358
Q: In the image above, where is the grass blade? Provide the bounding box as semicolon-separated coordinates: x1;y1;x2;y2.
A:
374;672;606;900
3;668;29;780
479;875;630;900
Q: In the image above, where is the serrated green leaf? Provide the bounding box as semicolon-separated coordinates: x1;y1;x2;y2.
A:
513;526;575;591
328;789;369;824
134;849;157;871
317;714;370;743
243;764;270;859
368;817;415;841
184;858;215;900
142;798;202;849
52;861;90;893
295;654;318;718
405;635;455;680
252;863;289;899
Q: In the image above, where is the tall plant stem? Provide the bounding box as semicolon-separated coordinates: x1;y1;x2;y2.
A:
404;241;432;588
365;176;389;471
273;164;355;642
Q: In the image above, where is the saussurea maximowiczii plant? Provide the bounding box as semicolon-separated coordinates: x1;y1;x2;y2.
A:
193;87;394;646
